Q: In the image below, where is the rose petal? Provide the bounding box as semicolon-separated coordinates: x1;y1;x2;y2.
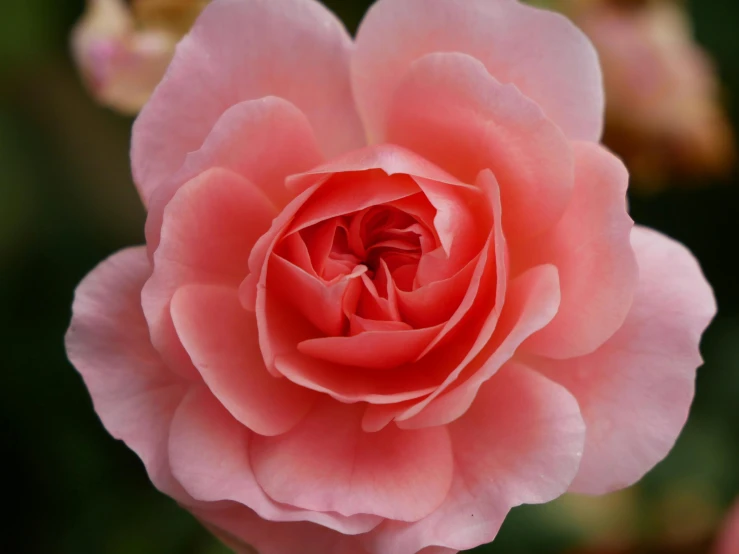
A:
365;363;584;554
170;284;317;436
521;142;638;359
145;96;322;253
386;52;575;240
530;226;715;493
298;323;445;370
251;399;454;521
143;168;276;380
132;0;362;202
397;262;561;429
65;247;190;501
353;0;603;143
169;386;381;534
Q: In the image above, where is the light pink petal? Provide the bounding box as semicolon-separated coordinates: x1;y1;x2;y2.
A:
169;386;381;534
385;52;575;240
195;504;437;554
298;323;445;370
398;262;561;429
521;142;638;359
170;284;317;436
65;247;190;502
365;363;584;554
132;0;362;202
531;226;716;494
251;399;454;521
145;96;322;252
286;143;463;195
353;0;603;143
143;168;276;380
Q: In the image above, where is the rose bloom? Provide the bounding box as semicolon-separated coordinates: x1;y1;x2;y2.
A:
66;0;716;553
72;0;209;114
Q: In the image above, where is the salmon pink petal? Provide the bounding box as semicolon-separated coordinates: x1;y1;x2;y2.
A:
397;263;561;429
168;386;381;534
251;399;454;521
268;254;365;337
530;226;715;494
145;97;321;253
288;171;420;234
521;142;638;359
365;364;584;554
65;248;190;502
170;285;317;437
386;52;574;240
298;323;445;370
353;0;603;143
132;0;362;202
143;168;276;380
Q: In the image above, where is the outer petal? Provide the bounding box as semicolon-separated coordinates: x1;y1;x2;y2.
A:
142;168;276;380
531;226;716;494
196;506;455;554
168;386;381;534
353;0;603;143
520;142;638;359
132;0;363;202
365;364;584;554
65;247;189;501
145;97;322;253
385;52;574;240
170;284;317;437
251;399;454;522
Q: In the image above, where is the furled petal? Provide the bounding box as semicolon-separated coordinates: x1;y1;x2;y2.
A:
531;226;716;494
298;323;445;370
65;247;190;501
142;168;276;380
365;363;584;554
397;263;561;429
353;0;603;143
170;284;317;436
132;0;363;203
385;52;574;240
169;386;381;534
251;399;454;522
520;142;637;359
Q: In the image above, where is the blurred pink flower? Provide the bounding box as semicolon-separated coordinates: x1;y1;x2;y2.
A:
66;1;716;552
570;0;735;185
716;501;739;554
71;0;207;114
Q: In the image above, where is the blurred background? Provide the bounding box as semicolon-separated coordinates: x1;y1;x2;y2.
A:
1;1;738;553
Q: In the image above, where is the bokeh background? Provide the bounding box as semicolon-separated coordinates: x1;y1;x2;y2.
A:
2;1;738;553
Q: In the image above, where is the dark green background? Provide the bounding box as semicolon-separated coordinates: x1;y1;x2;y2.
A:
1;1;738;553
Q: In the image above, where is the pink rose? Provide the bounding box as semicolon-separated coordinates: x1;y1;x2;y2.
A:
66;1;716;553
